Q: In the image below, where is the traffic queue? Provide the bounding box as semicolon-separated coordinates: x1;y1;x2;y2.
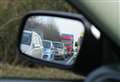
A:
20;30;79;62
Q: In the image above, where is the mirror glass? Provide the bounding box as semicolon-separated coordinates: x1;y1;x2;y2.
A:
20;16;85;66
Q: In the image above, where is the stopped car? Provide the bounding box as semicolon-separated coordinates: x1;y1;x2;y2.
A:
42;40;54;61
52;41;65;60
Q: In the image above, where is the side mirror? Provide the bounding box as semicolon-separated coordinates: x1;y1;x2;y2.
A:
18;11;90;68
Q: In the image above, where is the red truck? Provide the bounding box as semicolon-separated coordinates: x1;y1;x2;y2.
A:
61;34;74;56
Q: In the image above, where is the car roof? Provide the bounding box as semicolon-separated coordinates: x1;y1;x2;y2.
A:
24;30;32;33
24;30;38;35
43;40;52;43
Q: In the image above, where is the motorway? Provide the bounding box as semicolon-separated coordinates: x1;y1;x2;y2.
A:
52;53;78;65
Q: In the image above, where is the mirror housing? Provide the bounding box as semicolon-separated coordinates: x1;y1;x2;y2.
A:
17;11;99;70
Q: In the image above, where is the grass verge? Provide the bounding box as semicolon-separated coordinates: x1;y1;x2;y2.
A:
0;64;85;80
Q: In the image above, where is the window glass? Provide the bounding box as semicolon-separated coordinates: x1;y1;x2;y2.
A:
21;32;32;45
53;42;63;49
43;41;51;48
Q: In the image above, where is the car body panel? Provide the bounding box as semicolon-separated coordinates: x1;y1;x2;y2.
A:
69;0;120;46
20;30;43;59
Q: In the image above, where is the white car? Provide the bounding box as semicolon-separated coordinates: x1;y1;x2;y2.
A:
52;41;65;60
20;30;43;59
42;40;54;61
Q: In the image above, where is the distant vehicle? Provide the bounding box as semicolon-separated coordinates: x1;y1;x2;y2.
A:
20;30;43;59
52;41;65;60
64;47;68;58
42;40;54;61
61;34;74;56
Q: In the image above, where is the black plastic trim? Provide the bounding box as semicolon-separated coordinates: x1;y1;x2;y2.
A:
17;10;91;69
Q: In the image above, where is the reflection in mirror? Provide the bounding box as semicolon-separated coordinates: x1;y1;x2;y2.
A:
20;16;85;66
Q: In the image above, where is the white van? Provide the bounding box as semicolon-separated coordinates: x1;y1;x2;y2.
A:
20;30;43;59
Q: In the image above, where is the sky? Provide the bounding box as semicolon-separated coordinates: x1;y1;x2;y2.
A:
54;17;85;41
33;16;85;43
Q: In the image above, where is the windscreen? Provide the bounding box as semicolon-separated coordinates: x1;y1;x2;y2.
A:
53;42;63;49
21;32;32;45
43;41;51;48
